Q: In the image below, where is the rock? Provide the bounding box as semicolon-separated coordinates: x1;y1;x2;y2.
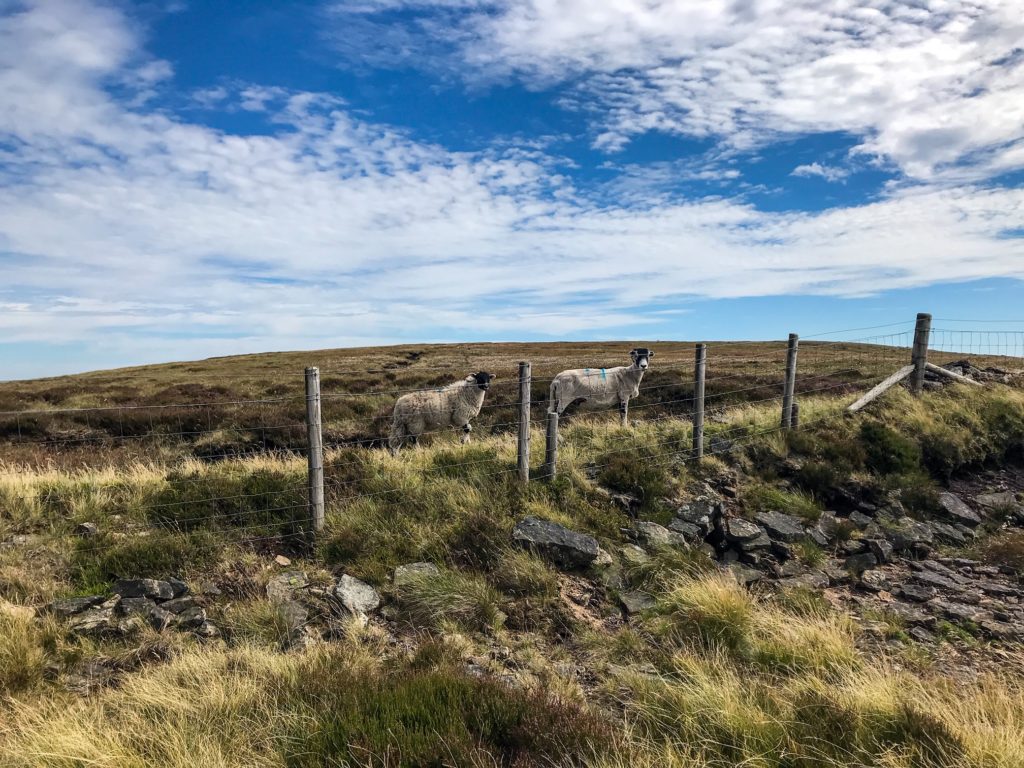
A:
68;607;116;634
619;545;650;567
929;522;967;546
824;563;851;585
867;539;894;564
592;547;613;568
816;511;840;538
938;492;981;526
194;621;220;639
807;527;830;548
634;521;688;550
845;553;878;574
737;531;772;552
160;596;196;614
118;598;173;631
841;540;867;555
666;519;703;540
860;569;890;592
393;562;441;588
912;571;960;591
112;579;174;601
980;582;1020;597
886;602;935;626
909;626;936;643
778;571;828;590
167;577;189;598
979;619;1021;640
619;591;657;615
274;555;292;567
886;517;934;553
976;491;1017;510
848;511;873;528
50;595;104;618
279;601;309;632
672;499;718;536
774;560;803;578
175;606;207;629
931;599;989;624
512;517;600;568
74;522;99;538
724;518;763;543
728;564;763;584
754;511;805;542
199;581;222;596
266;571;308;603
333;574;381;616
897;583;937;602
770;540;795;560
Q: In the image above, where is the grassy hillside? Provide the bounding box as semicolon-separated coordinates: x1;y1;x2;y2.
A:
2;342;1024;767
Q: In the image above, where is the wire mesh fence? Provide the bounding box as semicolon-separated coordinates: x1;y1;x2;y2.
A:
1;316;1022;559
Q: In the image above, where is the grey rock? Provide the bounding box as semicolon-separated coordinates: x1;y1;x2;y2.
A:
979;619;1021;640
74;522;99;538
118;598;173;631
724;518;763;543
980;582;1020;597
938;492;981;526
266;571;309;603
738;531;772;552
844;552;878;574
886;602;935;626
672;499;717;536
754;511;806;543
897;583;937;602
848;511;873;528
279;600;309;631
913;571;960;591
929;522;967;546
619;591;657;615
976;491;1017;510
824;563;851;585
68;607;116;634
728;564;763;584
333;574;381;615
841;540;867;555
194;621;220;639
175;606;207;629
667;519;704;540
775;560;804;578
512;517;600;568
807;527;830;548
816;511;840;539
909;626;936;643
867;539;894;564
634;521;688;550
112;579;174;601
778;571;828;590
931;599;990;624
886;517;935;552
619;545;651;567
393;562;441;587
592;547;613;568
198;581;222;596
860;569;890;592
50;595;104;618
167;577;189;598
160;596;197;614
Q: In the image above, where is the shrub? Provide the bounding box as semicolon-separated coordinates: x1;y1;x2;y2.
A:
860;421;920;476
598;453;672;513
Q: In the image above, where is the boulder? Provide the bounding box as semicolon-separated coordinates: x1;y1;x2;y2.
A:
160;596;197;614
737;530;772;552
112;579;174;601
50;595;104;618
976;491;1017;510
897;583;937;603
666;519;704;540
619;591;657;615
167;577;190;598
266;571;309;603
175;606;207;629
848;511;873;529
938;492;981;526
393;562;441;588
754;511;805;543
844;553;878;574
118;598;173;631
634;521;688;550
929;522;967;546
728;564;763;585
333;574;381;616
778;571;828;590
885;517;934;553
68;606;116;635
724;518;763;543
867;539;894;564
619;545;651;567
512;517;600;568
860;569;890;592
909;626;936;643
912;570;960;591
671;498;718;536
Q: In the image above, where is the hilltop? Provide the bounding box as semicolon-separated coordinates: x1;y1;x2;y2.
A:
1;341;1024;766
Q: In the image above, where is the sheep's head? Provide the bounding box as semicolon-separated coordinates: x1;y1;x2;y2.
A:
470;371;496;390
630;348;653;370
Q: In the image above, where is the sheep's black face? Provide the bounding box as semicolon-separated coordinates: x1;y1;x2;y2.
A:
473;371;496;390
630;348;653;370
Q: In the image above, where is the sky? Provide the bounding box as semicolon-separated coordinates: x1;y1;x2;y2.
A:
1;0;1023;380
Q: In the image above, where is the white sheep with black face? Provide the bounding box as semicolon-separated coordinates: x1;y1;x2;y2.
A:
389;371;496;453
549;348;653;427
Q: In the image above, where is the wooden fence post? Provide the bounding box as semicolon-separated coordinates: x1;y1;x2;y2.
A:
693;344;706;459
910;313;932;395
781;333;799;428
304;367;325;538
517;361;531;484
543;410;559;480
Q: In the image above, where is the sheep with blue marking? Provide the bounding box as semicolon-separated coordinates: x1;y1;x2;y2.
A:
389;371;496;453
549;348;653;426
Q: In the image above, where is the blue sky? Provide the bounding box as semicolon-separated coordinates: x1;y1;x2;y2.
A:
1;0;1023;380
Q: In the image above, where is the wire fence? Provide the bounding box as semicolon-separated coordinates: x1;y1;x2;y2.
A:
1;316;1022;559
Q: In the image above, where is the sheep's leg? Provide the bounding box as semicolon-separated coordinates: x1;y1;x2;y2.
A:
461;423;472;444
619;399;629;427
389;423;404;455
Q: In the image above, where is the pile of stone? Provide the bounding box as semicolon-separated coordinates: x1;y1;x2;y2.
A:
924;359;1020;387
49;578;218;638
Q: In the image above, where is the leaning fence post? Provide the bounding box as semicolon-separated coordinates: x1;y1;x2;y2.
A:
693;344;706;459
781;333;799;428
910;313;932;395
304;367;325;538
517;361;531;484
543;409;559;480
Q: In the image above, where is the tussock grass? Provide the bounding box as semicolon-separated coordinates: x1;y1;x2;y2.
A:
394;567;505;633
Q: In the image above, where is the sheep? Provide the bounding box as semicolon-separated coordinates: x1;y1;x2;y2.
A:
389;371;496;453
549;348;653;427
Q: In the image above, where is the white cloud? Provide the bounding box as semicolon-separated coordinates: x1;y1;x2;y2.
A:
343;0;1024;182
792;162;849;182
0;0;1023;376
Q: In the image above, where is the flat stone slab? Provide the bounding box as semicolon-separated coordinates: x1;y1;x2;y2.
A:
112;579;174;601
754;511;805;543
976;491;1017;510
724;518;762;543
393;562;441;588
50;596;105;618
619;591;657;615
938;492;981;525
512;517;599;569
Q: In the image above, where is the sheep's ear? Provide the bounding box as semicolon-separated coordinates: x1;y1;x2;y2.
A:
649;351;655;357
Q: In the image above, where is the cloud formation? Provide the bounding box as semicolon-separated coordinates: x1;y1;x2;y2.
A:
1;0;1023;376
